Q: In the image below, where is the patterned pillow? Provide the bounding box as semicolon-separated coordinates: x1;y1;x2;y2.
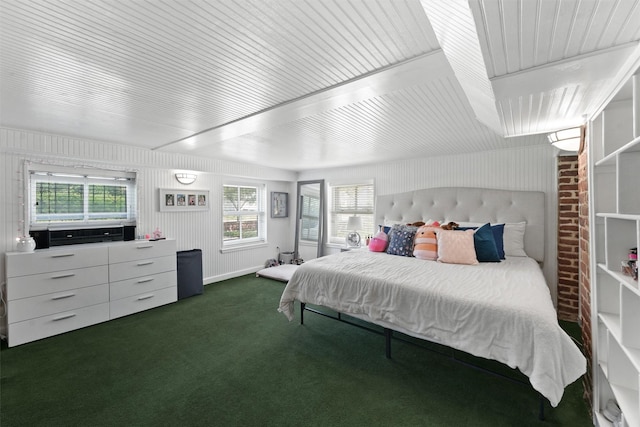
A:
386;224;418;257
413;225;439;260
437;229;478;265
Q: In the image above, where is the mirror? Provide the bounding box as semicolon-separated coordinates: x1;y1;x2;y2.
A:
294;180;325;261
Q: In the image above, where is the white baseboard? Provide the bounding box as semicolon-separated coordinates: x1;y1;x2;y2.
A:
204;265;263;285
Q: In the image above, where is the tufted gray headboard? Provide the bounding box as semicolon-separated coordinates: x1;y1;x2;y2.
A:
375;187;545;263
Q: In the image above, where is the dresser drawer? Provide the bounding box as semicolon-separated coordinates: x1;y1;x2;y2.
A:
109;255;176;282
6;246;109;277
108;239;176;264
110;286;177;319
110;271;177;301
6;265;109;301
8;284;109;324
7;302;109;347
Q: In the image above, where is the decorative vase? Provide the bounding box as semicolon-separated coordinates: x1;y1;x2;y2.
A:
16;236;36;252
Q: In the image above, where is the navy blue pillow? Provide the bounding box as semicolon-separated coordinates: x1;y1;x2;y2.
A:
457;223;501;262
474;223;501;262
379;225;392;234
491;224;505;259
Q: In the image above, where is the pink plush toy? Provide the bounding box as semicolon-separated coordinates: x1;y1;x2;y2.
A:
368;230;389;252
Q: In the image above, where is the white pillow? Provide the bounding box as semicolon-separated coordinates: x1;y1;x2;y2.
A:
503;222;527;257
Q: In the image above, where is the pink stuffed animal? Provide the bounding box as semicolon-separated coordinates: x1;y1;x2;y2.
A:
368;230;389;252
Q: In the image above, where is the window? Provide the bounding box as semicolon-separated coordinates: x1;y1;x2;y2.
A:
300;190;320;242
223;184;265;245
329;182;374;245
29;166;136;226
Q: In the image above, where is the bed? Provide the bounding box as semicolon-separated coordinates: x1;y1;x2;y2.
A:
277;187;585;409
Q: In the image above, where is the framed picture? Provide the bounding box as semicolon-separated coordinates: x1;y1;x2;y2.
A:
159;188;209;212
271;192;288;218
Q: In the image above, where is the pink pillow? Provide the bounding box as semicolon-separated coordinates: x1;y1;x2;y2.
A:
368;230;388;252
437;229;478;265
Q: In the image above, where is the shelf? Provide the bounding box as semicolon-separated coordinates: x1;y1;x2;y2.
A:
598;263;640;294
596;213;640;221
610;384;639;427
596;135;640;167
600;314;640;373
594;411;613;427
599;313;622;339
591;68;639;427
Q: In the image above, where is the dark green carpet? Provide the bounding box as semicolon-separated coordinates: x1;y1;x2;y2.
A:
1;274;590;426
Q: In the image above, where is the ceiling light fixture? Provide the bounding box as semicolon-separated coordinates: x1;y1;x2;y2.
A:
175;173;197;185
547;127;581;152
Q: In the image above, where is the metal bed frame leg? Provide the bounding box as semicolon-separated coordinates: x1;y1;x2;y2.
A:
384;328;392;359
297;302;548;420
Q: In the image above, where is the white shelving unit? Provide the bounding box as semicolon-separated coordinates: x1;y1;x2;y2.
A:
590;69;640;427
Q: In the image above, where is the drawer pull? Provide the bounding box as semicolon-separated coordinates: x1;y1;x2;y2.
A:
137;294;154;301
51;273;76;279
137;261;154;266
137;277;154;284
51;292;75;300
52;313;76;321
136;245;154;249
51;253;75;258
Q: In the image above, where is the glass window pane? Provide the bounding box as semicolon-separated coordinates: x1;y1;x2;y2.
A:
240;214;258;238
329;183;374;241
223;215;240;241
88;185;127;213
35;182;84;222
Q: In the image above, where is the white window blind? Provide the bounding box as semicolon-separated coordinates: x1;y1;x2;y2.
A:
29;166;137;227
329;182;374;245
223;184;265;245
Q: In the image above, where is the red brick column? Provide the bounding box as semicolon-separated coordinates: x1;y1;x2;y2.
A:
557;155;580;321
578;142;592;409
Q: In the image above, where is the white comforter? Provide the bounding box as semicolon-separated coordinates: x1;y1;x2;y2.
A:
278;250;585;407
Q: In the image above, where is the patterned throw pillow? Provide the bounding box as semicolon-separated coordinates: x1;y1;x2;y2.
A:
413;224;440;260
386;224;418;257
437;229;479;265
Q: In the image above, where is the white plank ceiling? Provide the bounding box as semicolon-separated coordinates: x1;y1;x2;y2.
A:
1;0;639;171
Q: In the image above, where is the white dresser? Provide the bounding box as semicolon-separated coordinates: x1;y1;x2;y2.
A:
5;239;177;347
108;239;177;319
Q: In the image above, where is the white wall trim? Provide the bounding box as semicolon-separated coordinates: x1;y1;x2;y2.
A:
204;265;264;284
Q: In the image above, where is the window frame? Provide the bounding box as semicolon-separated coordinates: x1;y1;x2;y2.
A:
222;183;266;249
328;181;375;246
28;164;137;228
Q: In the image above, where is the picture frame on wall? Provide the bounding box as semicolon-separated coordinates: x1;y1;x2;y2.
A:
271;192;288;218
159;188;209;212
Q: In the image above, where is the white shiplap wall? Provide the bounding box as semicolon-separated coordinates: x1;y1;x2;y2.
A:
0;127;560;303
0;127;297;284
299;140;561;304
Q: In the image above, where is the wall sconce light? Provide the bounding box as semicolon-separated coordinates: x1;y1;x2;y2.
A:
547;127;581;152
175;173;197;185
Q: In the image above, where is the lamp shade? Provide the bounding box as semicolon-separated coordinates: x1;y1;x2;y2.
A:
347;215;362;230
175;173;197;185
547;127;581;152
